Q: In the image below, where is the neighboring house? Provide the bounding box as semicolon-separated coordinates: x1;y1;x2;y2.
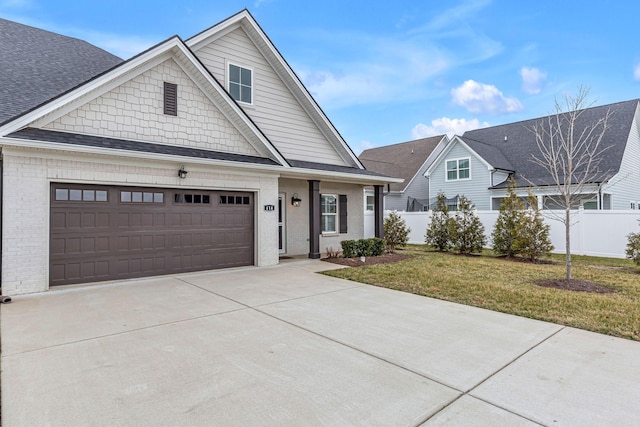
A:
0;10;398;296
359;135;447;211
426;99;640;211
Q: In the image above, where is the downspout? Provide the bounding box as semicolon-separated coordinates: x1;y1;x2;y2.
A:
598;183;602;210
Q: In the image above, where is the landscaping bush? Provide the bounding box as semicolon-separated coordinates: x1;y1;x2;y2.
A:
384;211;410;253
492;179;525;257
364;237;386;256
626;222;640;265
341;240;358;258
514;194;553;262
450;195;485;254
425;192;453;251
340;238;385;258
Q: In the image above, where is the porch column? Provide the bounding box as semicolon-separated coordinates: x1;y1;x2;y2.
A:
308;180;321;259
374;185;384;239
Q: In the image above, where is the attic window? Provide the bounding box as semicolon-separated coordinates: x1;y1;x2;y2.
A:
164;82;177;116
228;63;252;104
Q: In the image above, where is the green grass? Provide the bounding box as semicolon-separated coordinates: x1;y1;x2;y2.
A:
323;245;640;341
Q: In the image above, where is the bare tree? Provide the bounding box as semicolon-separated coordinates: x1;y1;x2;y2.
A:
528;86;612;280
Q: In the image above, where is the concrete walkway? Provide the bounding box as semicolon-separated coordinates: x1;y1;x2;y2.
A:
1;259;639;426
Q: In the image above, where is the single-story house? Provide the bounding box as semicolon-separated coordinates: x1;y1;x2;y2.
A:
359;135;447;211
0;10;398;296
425;99;640;210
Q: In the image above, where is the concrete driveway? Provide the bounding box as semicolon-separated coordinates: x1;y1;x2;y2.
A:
2;259;639;426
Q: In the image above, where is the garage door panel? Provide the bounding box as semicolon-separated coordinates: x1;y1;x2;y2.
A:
50;185;254;286
154;235;166;250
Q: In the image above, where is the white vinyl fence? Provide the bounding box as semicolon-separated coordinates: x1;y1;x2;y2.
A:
365;209;640;259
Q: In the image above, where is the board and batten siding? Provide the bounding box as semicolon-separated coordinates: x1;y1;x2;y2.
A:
429;142;492;210
193;27;347;166
604;106;640;209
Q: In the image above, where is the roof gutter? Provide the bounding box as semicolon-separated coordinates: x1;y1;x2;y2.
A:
1;138;402;186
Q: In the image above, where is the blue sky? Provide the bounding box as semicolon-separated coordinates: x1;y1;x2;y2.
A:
2;0;640;155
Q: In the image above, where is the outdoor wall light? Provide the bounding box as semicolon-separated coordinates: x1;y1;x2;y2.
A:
291;193;302;207
178;166;188;179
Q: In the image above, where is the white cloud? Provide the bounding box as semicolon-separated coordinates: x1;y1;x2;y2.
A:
412;117;489;138
0;0;32;8
355;140;376;155
297;35;451;109
254;0;273;7
451;80;523;114
420;0;492;32
294;1;502;111
79;31;158;59
634;64;640;81
520;67;547;94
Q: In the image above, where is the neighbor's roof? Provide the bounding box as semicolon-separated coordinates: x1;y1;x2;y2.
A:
0;18;123;125
359;135;446;192
460;99;639;188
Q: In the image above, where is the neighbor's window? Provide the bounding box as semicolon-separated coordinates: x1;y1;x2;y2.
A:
228;64;252;104
446;158;470;181
321;194;338;233
366;195;375;211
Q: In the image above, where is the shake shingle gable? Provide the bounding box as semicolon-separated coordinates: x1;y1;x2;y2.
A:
461;99;639;187
0;18;123;125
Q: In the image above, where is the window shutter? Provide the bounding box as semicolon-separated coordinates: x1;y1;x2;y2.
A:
164;82;177;116
339;194;348;234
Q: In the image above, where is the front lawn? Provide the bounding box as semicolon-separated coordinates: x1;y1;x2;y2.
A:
322;246;640;341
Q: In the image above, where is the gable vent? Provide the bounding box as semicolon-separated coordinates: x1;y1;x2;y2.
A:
164;82;177;116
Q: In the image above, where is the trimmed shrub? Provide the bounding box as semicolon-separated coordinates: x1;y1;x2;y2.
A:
340;238;385;258
450;195;485;254
425;192;453;251
364;237;386;256
626;222;640;265
341;240;358;258
384;211;410;253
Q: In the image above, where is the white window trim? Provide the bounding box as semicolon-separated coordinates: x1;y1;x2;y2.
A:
226;60;254;106
365;194;375;211
321;194;338;234
445;157;471;182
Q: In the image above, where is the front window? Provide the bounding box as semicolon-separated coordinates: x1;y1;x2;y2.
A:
446;158;470;181
321;194;338;233
228;64;252;104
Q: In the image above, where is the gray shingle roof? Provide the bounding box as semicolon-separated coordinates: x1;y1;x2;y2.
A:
359;135;445;191
461;99;639;188
0;18;123;125
7;128;280;166
288;159;390;177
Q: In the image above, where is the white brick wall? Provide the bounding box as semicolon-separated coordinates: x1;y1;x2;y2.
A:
2;147;279;296
43;59;260;156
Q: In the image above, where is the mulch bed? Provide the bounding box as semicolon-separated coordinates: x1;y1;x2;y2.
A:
322;253;411;267
534;279;616;294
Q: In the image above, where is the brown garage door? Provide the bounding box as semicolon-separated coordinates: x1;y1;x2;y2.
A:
50;184;254;286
